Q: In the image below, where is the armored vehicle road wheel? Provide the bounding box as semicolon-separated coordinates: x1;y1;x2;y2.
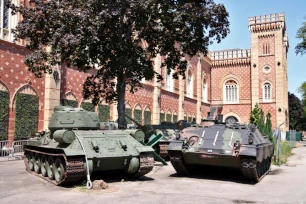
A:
54;157;66;183
131;152;154;178
41;154;48;177
241;157;271;183
169;152;190;176
34;153;41;174
46;156;55;180
27;152;35;171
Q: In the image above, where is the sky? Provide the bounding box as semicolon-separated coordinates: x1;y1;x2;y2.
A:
208;0;306;99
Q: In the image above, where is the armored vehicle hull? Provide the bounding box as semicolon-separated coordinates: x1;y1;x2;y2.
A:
24;106;155;188
168;123;274;182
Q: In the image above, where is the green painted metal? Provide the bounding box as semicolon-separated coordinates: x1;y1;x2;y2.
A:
14;93;38;140
146;134;164;147
24;106;156;185
0;90;9;140
98;104;110;121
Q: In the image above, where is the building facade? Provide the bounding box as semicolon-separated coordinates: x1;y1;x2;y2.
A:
0;10;289;141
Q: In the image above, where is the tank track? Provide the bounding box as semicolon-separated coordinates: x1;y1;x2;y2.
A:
24;148;85;186
159;143;169;158
241;156;271;183
169;152;189;176
132;152;154;178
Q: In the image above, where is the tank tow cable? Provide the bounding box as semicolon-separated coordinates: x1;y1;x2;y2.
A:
199;130;205;145
75;133;93;190
212;131;219;146
229;132;234;147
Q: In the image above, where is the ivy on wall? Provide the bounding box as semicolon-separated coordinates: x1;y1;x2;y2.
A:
14;93;38;140
144;111;151;125
160;113;165;123
173;115;178;123
62;99;78;107
98;104;110;122
134;109;142;125
184;116;187;121
166;113;172;122
0;91;9;140
81;102;95;112
125;108;132;124
188;116;192;122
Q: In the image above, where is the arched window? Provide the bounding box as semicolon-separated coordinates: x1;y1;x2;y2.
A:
187;69;193;98
263;83;272;102
0;0;19;41
165;69;174;92
202;81;207;103
224;80;238;104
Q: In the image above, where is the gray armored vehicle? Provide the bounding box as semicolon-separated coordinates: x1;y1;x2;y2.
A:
24;106;155;188
168;121;274;182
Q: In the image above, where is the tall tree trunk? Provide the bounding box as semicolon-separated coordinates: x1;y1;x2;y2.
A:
117;75;126;129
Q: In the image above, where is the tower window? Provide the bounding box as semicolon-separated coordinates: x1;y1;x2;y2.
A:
263;83;272;102
263;43;271;55
224;80;238;104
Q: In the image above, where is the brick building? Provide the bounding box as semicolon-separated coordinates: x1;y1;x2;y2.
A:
0;10;289;141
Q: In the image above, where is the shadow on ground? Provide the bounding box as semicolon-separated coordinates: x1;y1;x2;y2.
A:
169;165;258;185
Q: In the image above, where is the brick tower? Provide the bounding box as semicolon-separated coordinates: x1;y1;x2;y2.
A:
249;13;289;130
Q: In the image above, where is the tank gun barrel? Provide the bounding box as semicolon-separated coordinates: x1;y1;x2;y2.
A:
122;111;143;127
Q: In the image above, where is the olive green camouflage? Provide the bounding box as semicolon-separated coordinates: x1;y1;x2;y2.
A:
168;122;274;183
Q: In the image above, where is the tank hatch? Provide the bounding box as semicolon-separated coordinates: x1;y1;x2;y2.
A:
48;106;100;131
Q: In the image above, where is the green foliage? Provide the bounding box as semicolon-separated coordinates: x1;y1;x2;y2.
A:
14;93;38;140
166;113;171;122
134;109;142;125
144;110;151;125
249;103;260;125
81;102;95;112
0;91;9;140
98;104;110;122
62;99;78;108
160;113;165;123
295;17;306;56
173;115;178;123
288;92;304;130
7;0;230;127
257;109;265;134
273;142;293;165
125;108;132;124
265;112;273;142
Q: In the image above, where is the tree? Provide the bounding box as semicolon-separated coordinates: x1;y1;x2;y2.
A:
288;92;304;130
295;16;306;56
257;109;265;134
8;0;230;127
249;103;260;125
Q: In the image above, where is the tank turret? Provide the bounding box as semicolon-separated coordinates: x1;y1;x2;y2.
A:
48;106;100;133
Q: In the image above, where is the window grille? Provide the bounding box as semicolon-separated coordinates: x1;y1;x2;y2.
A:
224;80;238;103
263;83;272;102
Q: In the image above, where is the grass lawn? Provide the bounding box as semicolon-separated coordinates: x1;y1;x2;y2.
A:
273;141;294;165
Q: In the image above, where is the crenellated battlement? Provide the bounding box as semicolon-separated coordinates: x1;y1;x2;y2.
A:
210;49;251;60
249;13;286;33
209;49;251;67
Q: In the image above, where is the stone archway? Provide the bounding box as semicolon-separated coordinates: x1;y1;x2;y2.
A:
0;81;9;140
173;111;178;123
144;106;151;125
62;92;78;107
125;103;132;124
98;101;110;122
81;99;95;112
160;109;165;123
225;116;239;125
133;104;142;125
13;85;39;140
166;110;172;122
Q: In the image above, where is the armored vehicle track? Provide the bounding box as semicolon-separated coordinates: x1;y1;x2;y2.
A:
241;156;272;182
132;152;154;178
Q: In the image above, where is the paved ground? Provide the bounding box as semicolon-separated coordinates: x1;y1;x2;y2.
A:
1;143;306;204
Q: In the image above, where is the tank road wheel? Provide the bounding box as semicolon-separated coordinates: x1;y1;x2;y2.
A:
28;152;35;171
54;157;66;183
34;153;41;174
46;156;55;180
41;154;48;177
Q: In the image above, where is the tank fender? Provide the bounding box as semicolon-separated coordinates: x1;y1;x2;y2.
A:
134;146;154;153
239;146;257;157
168;140;183;151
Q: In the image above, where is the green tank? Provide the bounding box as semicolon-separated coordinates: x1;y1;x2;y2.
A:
24;106;155;189
168;121;274;183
